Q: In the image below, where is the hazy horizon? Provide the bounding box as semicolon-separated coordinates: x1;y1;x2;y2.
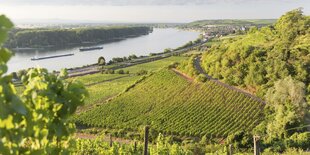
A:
1;0;309;24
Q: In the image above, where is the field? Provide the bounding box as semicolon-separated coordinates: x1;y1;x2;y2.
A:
75;68;265;137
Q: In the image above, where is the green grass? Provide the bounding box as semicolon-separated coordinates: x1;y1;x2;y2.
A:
75;56;189;113
71;73;126;86
115;56;188;73
75;69;265;137
84;75;140;105
70;73;141;112
203;39;223;47
182;50;204;56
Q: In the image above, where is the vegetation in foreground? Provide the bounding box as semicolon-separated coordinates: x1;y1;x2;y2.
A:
0;15;88;154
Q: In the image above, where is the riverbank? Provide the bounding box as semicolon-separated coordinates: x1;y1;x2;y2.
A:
8;28;201;73
65;39;206;77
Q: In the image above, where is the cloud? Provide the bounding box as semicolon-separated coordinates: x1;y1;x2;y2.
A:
2;0;294;6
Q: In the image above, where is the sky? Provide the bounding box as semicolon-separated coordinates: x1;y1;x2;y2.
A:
0;0;309;23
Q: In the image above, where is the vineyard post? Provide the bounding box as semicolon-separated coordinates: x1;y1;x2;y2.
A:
229;144;233;155
226;145;229;155
253;135;260;155
109;134;113;147
143;126;149;155
134;140;137;152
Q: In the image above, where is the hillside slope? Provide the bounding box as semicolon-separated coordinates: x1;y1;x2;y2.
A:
75;69;264;137
201;9;309;96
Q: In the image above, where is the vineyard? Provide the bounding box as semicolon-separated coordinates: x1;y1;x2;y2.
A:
75;68;265;137
73;56;189;112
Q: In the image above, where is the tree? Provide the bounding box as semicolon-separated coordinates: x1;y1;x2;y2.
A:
164;48;172;53
98;56;106;73
265;76;308;141
117;69;125;74
98;56;106;66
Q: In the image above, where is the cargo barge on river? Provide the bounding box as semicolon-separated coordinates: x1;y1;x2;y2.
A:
31;53;74;61
79;46;103;52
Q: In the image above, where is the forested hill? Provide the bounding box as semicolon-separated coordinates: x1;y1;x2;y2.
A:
5;26;151;48
201;9;309;97
181;19;276;28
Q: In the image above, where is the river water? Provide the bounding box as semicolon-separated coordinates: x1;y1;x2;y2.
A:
7;28;200;73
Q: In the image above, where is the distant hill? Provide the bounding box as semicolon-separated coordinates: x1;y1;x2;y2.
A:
75;68;264;137
183;19;276;27
5;26;151;49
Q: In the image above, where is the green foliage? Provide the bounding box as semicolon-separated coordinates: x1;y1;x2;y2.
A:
0;15;88;154
184;19;276;27
75;69;264;137
117;69;125;74
177;55;199;78
167;62;180;69
201;9;310;97
195;74;207;83
285;132;310;150
264;77;307;140
98;57;106;65
72;74;140;114
116;56;188;74
0;15;13;44
254;77;309;152
75;137;143;155
103;69;115;74
164;48;172;53
75;134;199;155
226;131;253;150
136;69;148;76
5;26;151;48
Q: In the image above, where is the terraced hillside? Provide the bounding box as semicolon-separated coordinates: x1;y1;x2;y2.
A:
75;68;265;137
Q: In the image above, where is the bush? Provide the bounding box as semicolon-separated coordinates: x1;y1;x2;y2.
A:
164;48;172;53
104;69;115;74
117;69;125;74
285;132;310;150
168;62;180;69
195;74;208;82
136;70;148;76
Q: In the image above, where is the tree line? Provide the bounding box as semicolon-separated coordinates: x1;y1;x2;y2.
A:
5;26;152;49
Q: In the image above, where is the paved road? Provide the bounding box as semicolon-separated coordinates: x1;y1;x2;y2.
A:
67;41;207;77
194;57;265;104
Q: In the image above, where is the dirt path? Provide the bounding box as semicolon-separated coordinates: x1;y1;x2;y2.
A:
171;68;194;82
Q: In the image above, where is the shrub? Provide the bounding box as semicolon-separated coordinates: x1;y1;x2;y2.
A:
104;69;115;74
117;69;125;74
136;70;148;76
195;74;208;82
168;62;180;69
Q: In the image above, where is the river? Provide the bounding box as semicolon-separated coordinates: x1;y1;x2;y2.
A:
7;28;200;73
